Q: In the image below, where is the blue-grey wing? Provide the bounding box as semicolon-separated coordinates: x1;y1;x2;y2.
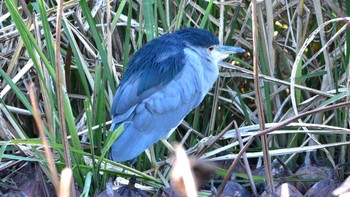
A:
110;57;207;161
111;35;185;116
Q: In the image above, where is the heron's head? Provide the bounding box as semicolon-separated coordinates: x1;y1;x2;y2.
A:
175;28;245;63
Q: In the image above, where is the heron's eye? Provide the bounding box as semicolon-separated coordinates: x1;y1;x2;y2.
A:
209;46;215;51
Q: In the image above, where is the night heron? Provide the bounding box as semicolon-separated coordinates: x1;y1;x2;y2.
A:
110;28;245;162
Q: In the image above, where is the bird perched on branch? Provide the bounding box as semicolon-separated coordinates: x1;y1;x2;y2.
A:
110;28;245;162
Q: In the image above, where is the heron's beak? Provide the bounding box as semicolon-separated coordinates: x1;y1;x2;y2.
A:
212;45;245;62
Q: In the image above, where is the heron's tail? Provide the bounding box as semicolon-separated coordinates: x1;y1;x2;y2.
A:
110;121;160;162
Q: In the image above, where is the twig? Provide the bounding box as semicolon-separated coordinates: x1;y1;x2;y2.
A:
252;0;274;194
29;84;59;192
234;121;258;196
195;121;234;158
256;103;350;137
55;0;75;196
